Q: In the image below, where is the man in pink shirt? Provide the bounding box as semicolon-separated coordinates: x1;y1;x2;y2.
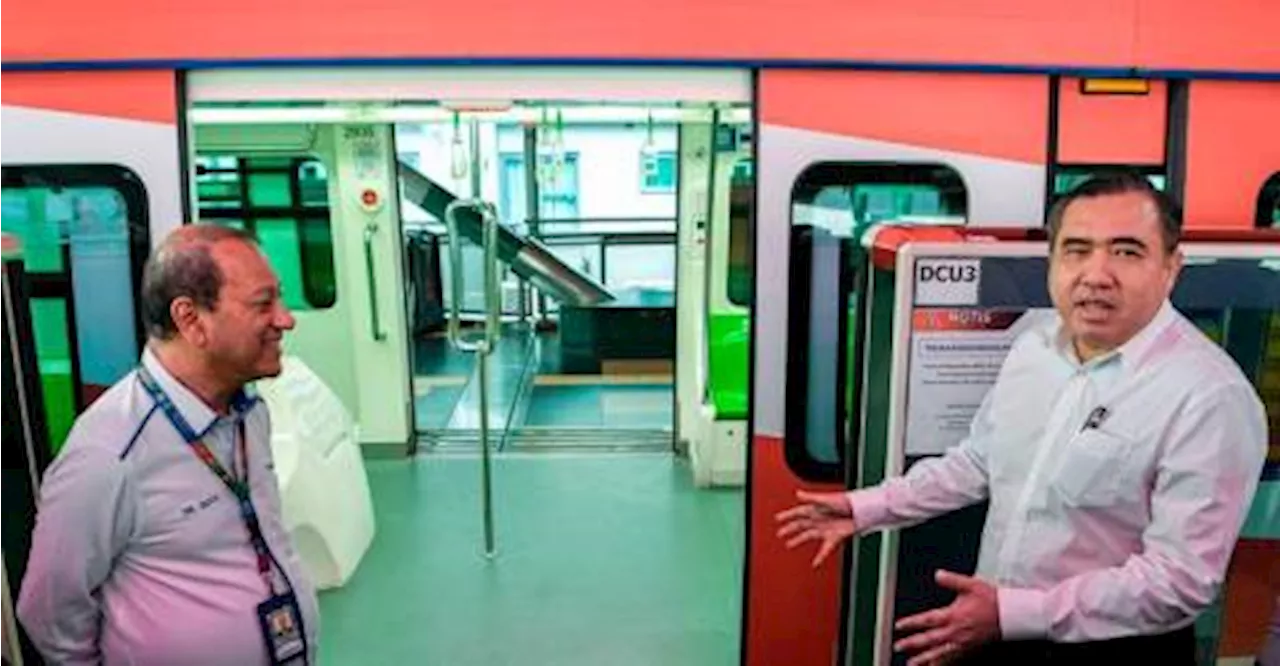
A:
777;173;1267;665
17;224;320;665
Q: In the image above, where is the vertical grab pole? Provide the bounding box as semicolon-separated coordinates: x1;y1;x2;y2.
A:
443;199;499;558
478;201;499;558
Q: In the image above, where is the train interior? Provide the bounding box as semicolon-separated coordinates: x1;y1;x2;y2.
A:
187;97;755;663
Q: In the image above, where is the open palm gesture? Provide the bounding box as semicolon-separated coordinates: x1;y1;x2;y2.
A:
774;490;860;567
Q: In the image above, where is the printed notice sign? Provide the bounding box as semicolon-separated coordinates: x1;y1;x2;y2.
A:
914;258;981;306
904;308;1049;455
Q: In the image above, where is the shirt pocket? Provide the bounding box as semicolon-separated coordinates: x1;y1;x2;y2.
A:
1050;428;1138;508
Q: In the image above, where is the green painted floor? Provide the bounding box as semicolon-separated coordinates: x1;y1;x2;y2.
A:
316;452;744;665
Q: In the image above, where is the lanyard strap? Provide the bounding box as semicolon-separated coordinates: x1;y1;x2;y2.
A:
136;365;277;594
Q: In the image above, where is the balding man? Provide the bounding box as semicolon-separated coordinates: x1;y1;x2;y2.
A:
17;224;319;665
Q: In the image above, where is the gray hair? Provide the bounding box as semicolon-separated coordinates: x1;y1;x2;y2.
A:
140;224;258;340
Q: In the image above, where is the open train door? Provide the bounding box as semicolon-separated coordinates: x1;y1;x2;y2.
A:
3;235;58;666
743;69;1049;666
2;70;185;665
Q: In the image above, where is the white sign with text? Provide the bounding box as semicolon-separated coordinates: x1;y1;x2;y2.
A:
914;258;981;306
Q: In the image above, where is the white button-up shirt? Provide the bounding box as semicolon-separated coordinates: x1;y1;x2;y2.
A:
17;348;320;665
849;300;1268;642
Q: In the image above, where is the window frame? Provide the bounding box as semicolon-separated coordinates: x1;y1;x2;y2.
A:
1;163;151;436
194;154;338;311
784;161;969;483
1050;164;1167;199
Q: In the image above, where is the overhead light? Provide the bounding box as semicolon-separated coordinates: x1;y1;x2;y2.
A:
190;104;753;126
1079;78;1151;95
188;106;350;124
441;100;514;113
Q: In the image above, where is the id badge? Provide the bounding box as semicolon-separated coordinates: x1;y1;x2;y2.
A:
257;592;307;665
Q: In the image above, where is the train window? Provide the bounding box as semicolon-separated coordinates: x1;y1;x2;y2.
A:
498;152;581;226
1052;165;1166;198
1257;172;1280;228
1;165;150;453
195;155;337;311
793;165;967;233
785;163;967;481
1176;248;1280;660
727;158;752;306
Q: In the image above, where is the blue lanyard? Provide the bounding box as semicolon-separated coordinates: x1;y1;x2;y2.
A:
136;365;277;594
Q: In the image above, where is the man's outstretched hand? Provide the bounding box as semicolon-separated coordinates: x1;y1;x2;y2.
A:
774;490;859;568
893;570;1001;666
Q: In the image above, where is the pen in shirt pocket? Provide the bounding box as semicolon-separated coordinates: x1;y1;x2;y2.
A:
1080;406;1110;432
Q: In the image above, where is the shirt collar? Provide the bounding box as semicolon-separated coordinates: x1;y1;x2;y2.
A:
1047;299;1178;372
140;347;258;438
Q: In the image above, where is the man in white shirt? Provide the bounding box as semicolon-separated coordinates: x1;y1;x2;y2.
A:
776;173;1268;665
17;224;320;665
